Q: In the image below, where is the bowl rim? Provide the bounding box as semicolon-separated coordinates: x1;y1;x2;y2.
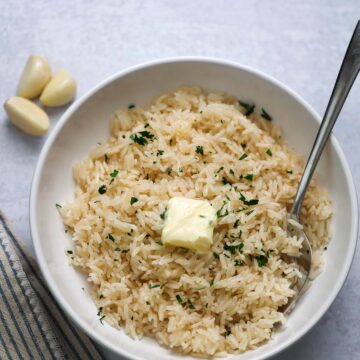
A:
30;56;359;360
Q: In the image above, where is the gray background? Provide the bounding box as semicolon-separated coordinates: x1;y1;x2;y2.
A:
1;1;360;359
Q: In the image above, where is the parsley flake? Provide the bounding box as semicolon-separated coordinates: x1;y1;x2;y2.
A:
55;203;62;208
176;294;183;304
98;185;107;194
239;153;248;161
239;193;258;206
255;255;268;267
130;133;147;145
160;208;167;220
107;233;115;242
128;104;136;109
216;201;229;218
266;149;273;157
130;197;138;205
244;173;253;181
156;150;164;156
261;108;272;121
195;145;204;156
239;101;255;116
110;169;119;178
224;242;244;255
187;299;195;309
222;177;231;186
149;284;161;289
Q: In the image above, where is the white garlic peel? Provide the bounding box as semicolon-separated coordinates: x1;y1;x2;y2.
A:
4;97;49;136
40;69;76;107
17;55;52;99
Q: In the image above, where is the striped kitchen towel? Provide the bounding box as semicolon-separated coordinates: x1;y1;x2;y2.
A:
0;211;104;360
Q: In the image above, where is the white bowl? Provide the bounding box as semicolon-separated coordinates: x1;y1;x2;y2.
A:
30;58;358;360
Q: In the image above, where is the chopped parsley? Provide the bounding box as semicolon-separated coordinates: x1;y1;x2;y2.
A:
107;233;115;242
138;130;154;140
224;242;244;255
187;299;195;309
199;214;206;218
166;167;172;175
195;145;204;156
256;255;268;267
156;241;164;246
239;193;259;206
146;301;151;305
261;108;272;121
229;169;235;175
169;138;173;146
234;219;240;228
209;279;214;287
246;209;254;216
66;250;73;255
213;252;220;260
160;208;167;220
266;149;273;157
130;133;147;145
144;123;150;128
176;294;183;304
110;169;119;178
130;197;138;205
130;131;155;146
55;203;62;208
216;201;229;218
287;170;293;174
156;150;164;156
216;166;224;174
98;185;107;194
104;154;108;163
99;315;106;324
239;101;255;116
149;284;161;289
244;173;253;181
234;259;244;267
239;153;248;161
222;177;231;186
241;143;247;149
128;104;136;109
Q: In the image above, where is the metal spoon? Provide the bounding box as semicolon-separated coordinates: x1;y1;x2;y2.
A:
282;21;360;315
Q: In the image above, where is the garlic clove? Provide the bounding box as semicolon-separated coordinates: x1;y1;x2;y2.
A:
4;97;49;136
17;55;52;99
40;69;76;107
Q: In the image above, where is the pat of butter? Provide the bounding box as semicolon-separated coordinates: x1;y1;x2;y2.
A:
161;197;217;251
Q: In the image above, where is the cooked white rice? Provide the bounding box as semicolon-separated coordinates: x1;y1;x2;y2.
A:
59;87;332;356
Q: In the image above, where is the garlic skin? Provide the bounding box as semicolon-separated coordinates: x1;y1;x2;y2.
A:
4;97;49;136
40;69;76;107
17;55;52;99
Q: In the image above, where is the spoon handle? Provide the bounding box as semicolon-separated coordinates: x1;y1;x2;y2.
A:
292;21;360;218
